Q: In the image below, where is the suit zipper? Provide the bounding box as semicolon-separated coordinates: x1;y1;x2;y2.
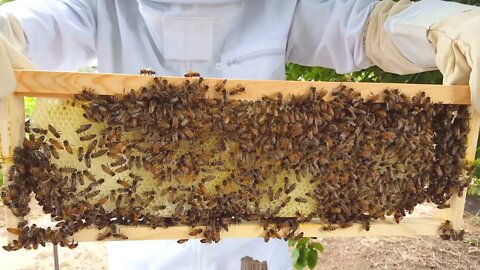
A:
216;48;284;69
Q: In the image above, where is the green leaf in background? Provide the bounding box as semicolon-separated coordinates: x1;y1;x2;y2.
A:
294;247;308;269
309;242;324;253
288;239;296;247
296;237;310;248
25;97;36;118
307;249;319;269
291;248;300;263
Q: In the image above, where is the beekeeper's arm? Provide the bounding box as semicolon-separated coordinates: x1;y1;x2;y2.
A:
0;0;95;99
0;10;33;99
367;0;480;112
288;0;480;112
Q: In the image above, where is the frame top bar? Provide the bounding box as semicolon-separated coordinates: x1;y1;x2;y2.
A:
14;70;471;104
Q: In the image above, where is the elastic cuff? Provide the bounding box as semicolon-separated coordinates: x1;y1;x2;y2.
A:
364;0;432;74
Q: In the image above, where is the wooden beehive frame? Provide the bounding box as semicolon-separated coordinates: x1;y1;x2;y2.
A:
1;69;478;243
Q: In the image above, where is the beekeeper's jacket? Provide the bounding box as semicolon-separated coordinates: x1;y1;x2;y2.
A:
0;0;382;269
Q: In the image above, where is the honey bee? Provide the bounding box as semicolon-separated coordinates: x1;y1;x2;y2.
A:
112;231;129;240
285;183;296;194
85;154;92;168
229;85;246;96
78;147;84;162
184;71;200;77
107;152;122;160
95;196;109;207
49;138;64;150
116;179;131;189
111;157;126;167
214;79;227;93
50;145;60;159
88;178;105;190
59;167;77;174
294;197;308;203
80;134;96;141
437;203;450;209
67;239;79;249
99;164;114;176
85;190;101;199
2;244;15;251
32;127;48;135
6;227;20;235
77;171;85;185
110;190;116;203
91;149;107;159
115;165;129;174
86;139;98;155
177;239;189;244
188;228;203;236
48;124;61;138
76;124;92;134
83;170;96;182
363;220;371;231
63;140;73;154
323;224;337;231
140;68;156;75
340;222;353;228
97;231;112;241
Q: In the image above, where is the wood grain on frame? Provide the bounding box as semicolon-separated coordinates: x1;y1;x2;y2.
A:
0;95;25;242
14;70;470;104
70;217;445;242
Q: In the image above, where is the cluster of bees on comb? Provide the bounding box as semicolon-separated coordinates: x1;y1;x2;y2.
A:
1;72;474;251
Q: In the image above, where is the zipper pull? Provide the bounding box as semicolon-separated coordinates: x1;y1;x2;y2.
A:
216;60;235;70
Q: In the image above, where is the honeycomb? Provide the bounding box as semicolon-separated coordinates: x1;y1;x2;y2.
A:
29;98;316;217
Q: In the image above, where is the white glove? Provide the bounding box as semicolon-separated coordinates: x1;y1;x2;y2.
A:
427;9;480;113
0;12;34;99
365;0;480;113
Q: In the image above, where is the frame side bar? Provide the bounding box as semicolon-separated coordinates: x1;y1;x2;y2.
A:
0;95;25;242
440;109;480;230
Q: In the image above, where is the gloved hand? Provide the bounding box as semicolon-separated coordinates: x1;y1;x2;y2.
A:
0;12;34;99
428;9;480;113
365;0;480;113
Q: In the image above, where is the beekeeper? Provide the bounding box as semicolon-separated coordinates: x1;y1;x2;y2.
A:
1;0;479;269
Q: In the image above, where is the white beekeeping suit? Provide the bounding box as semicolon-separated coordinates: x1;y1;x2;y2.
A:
1;0;480;269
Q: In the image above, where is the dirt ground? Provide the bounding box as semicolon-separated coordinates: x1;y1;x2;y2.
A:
1;198;479;270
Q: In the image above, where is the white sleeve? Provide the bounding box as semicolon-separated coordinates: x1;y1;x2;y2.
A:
385;0;476;69
0;0;96;71
286;0;378;74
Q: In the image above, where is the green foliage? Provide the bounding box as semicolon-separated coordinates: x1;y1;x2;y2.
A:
289;237;324;270
470;143;480;197
286;64;443;84
468;178;480;196
25;97;36;118
447;0;480;5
